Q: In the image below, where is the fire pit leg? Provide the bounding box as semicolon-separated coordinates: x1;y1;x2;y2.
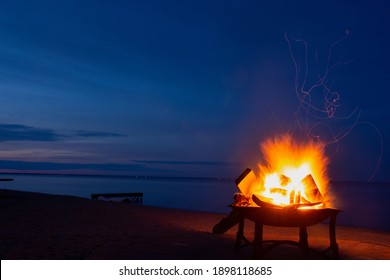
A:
252;222;264;259
329;214;339;258
233;217;252;254
234;218;245;253
299;226;309;254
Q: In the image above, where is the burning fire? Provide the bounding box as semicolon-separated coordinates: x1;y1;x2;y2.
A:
236;134;330;208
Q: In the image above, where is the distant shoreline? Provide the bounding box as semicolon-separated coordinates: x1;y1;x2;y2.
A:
0;172;234;182
1;171;390;185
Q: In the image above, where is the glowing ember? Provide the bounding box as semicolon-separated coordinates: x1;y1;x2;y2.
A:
236;134;330;208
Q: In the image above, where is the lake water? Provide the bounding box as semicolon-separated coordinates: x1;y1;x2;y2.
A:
1;174;389;232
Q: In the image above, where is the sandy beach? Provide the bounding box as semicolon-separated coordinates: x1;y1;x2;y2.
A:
1;189;389;260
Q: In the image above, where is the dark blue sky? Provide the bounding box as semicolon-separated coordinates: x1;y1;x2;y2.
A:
0;0;389;181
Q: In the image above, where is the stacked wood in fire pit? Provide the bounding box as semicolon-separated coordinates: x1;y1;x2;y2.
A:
233;168;325;209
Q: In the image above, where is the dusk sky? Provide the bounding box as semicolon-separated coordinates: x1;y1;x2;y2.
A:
0;0;389;181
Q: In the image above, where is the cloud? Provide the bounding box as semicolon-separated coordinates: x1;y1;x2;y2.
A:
75;130;126;138
0;123;126;142
132;160;238;166
0;160;145;172
0;124;61;142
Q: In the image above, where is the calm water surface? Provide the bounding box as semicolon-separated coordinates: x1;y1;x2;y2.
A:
0;174;237;214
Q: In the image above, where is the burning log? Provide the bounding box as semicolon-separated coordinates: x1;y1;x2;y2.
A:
270;187;288;196
252;194;283;209
289;190;301;204
232;193;251;207
235;168;257;196
301;174;323;203
279;174;291;186
252;193;322;209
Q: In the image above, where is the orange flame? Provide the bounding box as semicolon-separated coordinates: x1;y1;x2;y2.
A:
256;134;329;207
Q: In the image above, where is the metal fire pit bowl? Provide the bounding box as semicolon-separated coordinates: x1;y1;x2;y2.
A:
232;206;340;227
214;206;341;259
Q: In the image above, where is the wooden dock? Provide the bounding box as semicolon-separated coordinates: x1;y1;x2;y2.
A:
91;192;143;203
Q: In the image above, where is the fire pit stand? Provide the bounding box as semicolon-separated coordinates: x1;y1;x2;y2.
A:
214;206;341;259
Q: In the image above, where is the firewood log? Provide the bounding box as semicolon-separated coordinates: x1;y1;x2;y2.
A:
235;168;257;196
301;174;323;203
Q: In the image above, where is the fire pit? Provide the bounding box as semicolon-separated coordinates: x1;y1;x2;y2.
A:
213;134;342;258
226;205;340;259
213;169;341;259
214;195;341;259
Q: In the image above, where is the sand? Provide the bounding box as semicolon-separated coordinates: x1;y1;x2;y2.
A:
0;189;389;260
